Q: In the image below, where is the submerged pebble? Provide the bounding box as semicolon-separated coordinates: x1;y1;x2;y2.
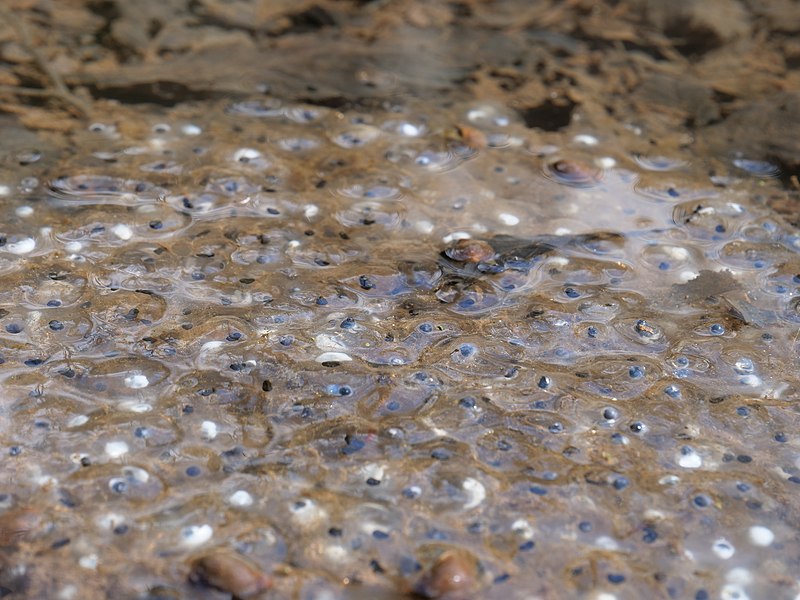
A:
414;549;478;599
543;159;602;187
189;551;271;598
444;239;495;263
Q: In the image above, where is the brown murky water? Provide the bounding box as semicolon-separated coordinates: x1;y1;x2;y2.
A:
1;1;800;599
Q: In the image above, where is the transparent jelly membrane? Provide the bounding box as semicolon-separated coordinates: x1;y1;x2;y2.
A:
0;98;798;600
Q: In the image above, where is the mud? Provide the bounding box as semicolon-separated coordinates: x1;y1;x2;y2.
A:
1;1;800;599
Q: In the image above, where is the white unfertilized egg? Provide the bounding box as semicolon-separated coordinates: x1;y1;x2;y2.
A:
104;441;129;458
748;525;774;547
111;224;133;240
228;490;254;507
124;374;149;389
7;238;35;254
180;524;213;547
498;213;520;226
201;421;218;441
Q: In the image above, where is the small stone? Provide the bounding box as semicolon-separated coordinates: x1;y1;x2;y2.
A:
414;549;478;598
444;239;495;263
189;551;271;599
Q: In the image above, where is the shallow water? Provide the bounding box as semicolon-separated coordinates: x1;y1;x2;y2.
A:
1;2;800;599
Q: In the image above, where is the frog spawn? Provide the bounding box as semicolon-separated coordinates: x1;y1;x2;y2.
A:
0;96;797;600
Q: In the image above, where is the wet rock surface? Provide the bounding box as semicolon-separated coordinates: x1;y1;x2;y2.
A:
0;1;800;599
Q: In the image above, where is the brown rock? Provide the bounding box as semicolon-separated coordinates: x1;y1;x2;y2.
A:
189;550;272;599
413;549;478;599
444;239;495;264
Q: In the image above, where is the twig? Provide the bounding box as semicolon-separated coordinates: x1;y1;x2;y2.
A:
0;6;91;117
0;85;66;97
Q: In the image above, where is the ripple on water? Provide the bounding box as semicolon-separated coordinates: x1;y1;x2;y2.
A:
16;266;88;308
673;198;743;240
434;278;503;314
284;105;327;123
165;191;221;216
48;175;166;205
130;204;192;238
633;180;718;203
716;240;783;271
226;100;284;118
331;124;382;149
640;243;693;273
732;158;780;177
410;145;478;173
139;160;183;175
615;317;668;350
576;356;663;400
205;176;263;197
633;154;688;172
335;200;405;229
58;356;172;403
333;169;407;201
87;288;168;331
277;137;321;152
